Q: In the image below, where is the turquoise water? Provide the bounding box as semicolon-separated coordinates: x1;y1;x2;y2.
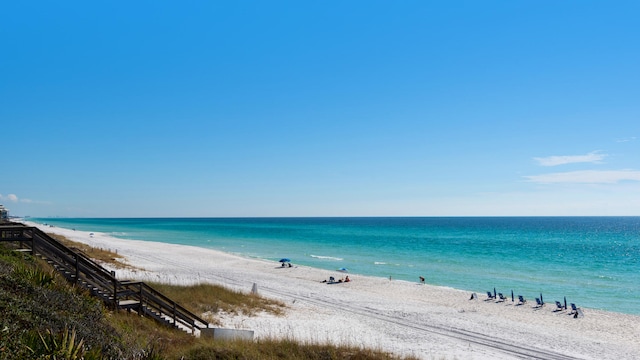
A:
33;217;640;315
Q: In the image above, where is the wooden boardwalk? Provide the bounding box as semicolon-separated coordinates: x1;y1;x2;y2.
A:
0;222;210;334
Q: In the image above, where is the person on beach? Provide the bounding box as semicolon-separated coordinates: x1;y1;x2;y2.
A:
345;276;350;282
419;276;425;284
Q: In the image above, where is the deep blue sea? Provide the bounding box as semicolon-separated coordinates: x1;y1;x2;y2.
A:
32;217;640;315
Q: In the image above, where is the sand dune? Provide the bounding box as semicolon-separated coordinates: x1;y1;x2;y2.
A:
27;221;640;360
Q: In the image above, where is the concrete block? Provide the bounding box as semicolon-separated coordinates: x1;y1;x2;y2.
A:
201;328;254;341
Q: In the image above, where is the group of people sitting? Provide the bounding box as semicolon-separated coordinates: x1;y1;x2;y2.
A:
281;262;293;267
321;275;350;284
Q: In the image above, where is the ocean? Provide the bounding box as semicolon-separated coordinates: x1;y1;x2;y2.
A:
32;217;640;315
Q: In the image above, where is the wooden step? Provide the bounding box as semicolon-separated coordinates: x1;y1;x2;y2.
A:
118;299;140;308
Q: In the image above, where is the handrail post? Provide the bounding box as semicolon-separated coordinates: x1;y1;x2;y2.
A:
173;301;177;326
113;276;118;309
30;229;36;255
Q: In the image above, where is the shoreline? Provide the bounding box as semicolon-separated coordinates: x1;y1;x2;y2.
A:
23;221;640;360
29;216;640;316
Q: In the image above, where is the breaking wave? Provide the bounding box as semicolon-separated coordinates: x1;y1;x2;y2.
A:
310;254;343;261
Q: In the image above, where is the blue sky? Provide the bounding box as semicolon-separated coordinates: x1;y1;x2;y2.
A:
2;1;639;217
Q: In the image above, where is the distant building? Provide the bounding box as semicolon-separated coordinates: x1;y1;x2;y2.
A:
0;205;8;222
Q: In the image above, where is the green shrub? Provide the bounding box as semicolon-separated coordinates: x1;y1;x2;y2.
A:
25;328;87;359
13;265;56;287
0;246;124;359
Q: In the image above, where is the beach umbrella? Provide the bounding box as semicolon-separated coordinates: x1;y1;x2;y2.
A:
564;296;567;310
337;267;348;272
540;293;543;304
279;258;291;263
511;290;514;302
493;287;496;298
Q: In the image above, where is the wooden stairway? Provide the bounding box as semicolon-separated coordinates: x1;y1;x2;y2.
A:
0;223;210;334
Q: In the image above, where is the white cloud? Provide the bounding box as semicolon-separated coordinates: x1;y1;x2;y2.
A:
616;136;637;143
524;169;640;184
533;151;606;166
0;194;46;204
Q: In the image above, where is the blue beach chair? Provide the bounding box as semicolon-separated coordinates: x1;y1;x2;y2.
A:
569;303;584;318
486;291;495;301
554;301;564;311
498;293;507;302
518;295;526;305
570;303;578;314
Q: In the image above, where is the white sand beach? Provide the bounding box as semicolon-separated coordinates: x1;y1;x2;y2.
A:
25;222;640;360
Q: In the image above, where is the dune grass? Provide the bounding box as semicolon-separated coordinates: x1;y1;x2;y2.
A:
48;233;131;269
179;337;419;360
107;308;418;359
148;281;286;323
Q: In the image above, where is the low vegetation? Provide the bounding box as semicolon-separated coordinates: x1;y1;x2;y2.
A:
148;282;285;325
0;237;419;360
0;248;123;359
48;233;130;269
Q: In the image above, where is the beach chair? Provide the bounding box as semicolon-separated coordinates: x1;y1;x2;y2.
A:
497;293;507;302
486;291;495;300
569;303;584;318
535;298;544;308
554;301;564;311
569;303;578;315
518;295;526;305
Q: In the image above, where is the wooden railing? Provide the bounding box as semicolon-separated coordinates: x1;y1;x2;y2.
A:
0;223;209;334
117;281;208;333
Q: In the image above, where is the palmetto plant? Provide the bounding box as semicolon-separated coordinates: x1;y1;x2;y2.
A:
14;265;56;287
29;328;86;360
